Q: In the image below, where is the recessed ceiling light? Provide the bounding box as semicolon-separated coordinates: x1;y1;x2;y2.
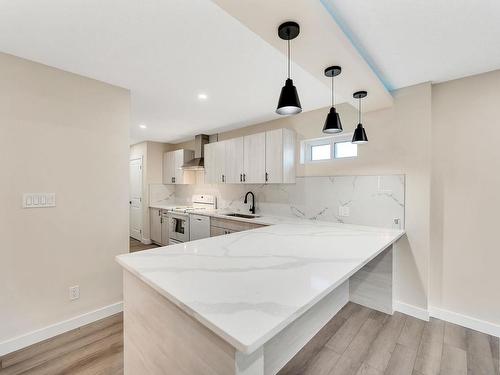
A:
139;124;147;129
197;93;208;100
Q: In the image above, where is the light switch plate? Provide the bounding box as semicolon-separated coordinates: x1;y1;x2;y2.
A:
23;193;56;208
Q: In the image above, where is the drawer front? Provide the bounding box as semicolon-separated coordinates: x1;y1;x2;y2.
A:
210;217;266;232
210;226;228;237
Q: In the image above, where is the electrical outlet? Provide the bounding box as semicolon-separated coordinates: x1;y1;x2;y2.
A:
338;206;350;217
69;285;80;301
393;218;401;229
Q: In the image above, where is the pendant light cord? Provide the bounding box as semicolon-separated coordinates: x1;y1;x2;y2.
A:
331;76;335;107
358;97;361;123
287;38;291;79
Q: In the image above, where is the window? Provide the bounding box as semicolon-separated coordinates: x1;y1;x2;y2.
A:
301;134;357;164
334;141;357;158
311;144;331;161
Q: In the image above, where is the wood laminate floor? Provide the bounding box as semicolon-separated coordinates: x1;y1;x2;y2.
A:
129;237;159;253
1;303;498;375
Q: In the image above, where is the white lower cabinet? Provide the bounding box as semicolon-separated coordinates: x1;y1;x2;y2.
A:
150;208;162;244
160;214;169;245
150;208;169;245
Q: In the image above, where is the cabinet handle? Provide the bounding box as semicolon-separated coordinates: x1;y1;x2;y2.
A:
222;174;225;183
173;177;176;183
243;173;246;182
240;173;242;182
160;217;163;224
265;172;269;182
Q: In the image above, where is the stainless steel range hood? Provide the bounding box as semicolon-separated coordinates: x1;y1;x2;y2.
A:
181;134;209;170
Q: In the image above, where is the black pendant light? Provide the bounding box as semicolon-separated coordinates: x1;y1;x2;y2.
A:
352;91;368;144
322;66;343;133
276;22;302;115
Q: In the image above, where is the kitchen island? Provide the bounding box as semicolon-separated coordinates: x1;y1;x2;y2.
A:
117;220;404;375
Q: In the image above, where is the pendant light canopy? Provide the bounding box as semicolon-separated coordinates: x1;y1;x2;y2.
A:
352;91;368;144
322;66;343;134
276;22;302;115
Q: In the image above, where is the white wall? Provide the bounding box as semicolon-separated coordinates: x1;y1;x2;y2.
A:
0;53;130;344
431;69;500;326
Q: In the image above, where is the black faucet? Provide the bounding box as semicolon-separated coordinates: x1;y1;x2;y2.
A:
244;191;255;214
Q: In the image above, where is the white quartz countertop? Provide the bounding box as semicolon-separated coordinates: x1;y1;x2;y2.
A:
148;204;339;226
117;219;404;354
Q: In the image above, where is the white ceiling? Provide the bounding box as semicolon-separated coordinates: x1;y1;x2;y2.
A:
0;0;331;143
322;0;500;90
213;0;393;113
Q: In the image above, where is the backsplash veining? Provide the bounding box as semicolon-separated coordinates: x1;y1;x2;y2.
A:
163;175;405;229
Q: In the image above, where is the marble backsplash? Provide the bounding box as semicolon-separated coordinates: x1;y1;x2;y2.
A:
149;183;175;205
166;175;405;229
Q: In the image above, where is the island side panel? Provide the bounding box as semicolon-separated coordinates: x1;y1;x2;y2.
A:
123;270;237;375
263;281;349;375
349;245;393;314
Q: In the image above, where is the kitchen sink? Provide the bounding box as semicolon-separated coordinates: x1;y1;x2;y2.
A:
224;213;260;219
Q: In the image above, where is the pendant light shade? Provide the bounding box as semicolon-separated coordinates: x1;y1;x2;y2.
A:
323;107;343;133
352;123;368;143
276;22;302;115
276;78;302;115
352;91;368;144
323;66;343;133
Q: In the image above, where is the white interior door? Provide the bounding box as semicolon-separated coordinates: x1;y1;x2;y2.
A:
129;157;143;241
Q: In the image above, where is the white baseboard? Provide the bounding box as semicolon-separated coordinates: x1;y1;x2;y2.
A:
0;302;123;357
429;306;500;338
394;300;430;321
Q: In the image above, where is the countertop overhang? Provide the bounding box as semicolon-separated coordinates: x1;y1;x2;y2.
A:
117;218;404;354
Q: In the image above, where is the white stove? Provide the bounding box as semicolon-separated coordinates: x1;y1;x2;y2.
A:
167;195;216;244
169;195;217;214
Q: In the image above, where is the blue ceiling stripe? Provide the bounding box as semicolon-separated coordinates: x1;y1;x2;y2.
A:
319;0;394;91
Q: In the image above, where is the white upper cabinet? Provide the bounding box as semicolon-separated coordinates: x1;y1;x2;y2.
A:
162;151;175;184
225;137;244;184
204;141;226;184
162;149;194;184
265;128;296;184
243;132;266;183
203;128;295;185
203;142;216;184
